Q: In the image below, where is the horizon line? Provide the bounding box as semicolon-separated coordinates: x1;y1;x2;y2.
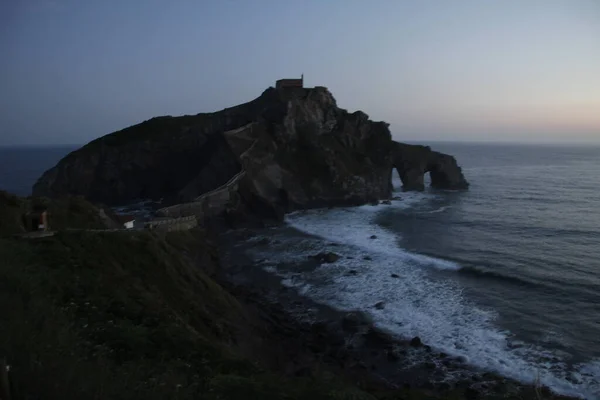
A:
3;139;600;148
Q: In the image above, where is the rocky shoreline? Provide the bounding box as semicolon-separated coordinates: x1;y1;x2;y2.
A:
216;226;576;400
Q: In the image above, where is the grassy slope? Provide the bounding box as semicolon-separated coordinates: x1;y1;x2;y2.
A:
0;230;385;400
0;191;113;236
0;191;27;235
0;192;567;399
0;229;569;400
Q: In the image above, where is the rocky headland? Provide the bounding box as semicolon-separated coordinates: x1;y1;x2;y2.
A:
33;86;467;224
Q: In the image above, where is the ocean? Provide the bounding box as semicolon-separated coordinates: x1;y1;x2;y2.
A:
0;146;77;196
244;143;600;399
2;143;599;398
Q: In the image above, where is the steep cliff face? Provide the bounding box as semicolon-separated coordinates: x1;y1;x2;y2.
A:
224;87;393;214
34;87;393;210
391;142;469;190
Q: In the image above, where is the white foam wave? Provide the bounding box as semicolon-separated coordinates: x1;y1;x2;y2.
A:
284;198;460;272
281;276;313;295
422;205;451;214
257;198;600;399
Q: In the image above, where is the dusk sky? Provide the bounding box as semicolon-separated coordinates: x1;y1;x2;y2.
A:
1;0;599;146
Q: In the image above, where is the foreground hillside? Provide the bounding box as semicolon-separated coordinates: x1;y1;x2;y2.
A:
0;190;118;236
0;224;574;399
0;229;371;399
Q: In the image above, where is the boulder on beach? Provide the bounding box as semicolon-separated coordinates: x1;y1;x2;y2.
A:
310;252;340;263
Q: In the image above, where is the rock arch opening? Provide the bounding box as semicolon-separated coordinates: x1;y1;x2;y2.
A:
391;142;469;191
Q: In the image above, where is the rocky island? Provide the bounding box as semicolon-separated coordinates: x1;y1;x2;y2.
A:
2;85;574;400
33;86;467;224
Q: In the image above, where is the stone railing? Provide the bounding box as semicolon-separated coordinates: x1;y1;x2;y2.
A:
193;170;245;201
156;171;246;220
144;216;197;232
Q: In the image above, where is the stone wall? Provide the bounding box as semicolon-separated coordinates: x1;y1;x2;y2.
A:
276;78;303;89
156;171;247;220
144;216;198;232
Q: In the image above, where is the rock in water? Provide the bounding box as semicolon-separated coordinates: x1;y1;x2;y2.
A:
374;301;385;310
323;252;340;263
391;141;469;191
410;336;423;347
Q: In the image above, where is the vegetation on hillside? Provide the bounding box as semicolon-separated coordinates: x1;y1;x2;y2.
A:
0;190;116;236
0;191;27;236
0;228;569;399
0;230;381;399
0;192;570;399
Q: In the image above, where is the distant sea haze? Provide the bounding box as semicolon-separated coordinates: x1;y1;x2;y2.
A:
2;143;600;398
